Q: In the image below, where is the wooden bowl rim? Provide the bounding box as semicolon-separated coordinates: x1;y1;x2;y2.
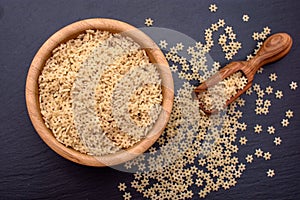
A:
25;18;174;167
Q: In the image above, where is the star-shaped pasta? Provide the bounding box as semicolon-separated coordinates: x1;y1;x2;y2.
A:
170;64;178;72
209;4;218;12
118;183;127;191
269;73;277;81
252;32;260;41
275;90;283;99
159;40;168;49
267;169;275;177
239;136;248;145
245;154;253;163
267;126;275;134
242;14;250;22
255;148;263;158
265;86;273;94
285;110;294;118
263;152;271;160
254;124;262;133
289;81;298;90
274;137;282;146
281;119;289;127
263;26;271;35
257;67;264;74
144;18;154;26
123;192;132;200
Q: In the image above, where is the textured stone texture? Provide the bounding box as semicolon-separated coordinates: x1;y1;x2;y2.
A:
0;0;300;199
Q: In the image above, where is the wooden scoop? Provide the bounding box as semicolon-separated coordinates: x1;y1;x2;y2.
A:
194;33;292;114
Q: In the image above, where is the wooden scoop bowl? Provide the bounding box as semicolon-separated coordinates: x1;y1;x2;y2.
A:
194;33;292;114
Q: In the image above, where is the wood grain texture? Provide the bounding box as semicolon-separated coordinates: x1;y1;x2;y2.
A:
195;33;292;114
25;18;174;167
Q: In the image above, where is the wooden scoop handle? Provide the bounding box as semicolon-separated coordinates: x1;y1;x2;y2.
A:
245;33;292;78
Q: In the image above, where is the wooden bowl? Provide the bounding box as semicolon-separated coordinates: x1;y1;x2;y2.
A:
25;18;174;167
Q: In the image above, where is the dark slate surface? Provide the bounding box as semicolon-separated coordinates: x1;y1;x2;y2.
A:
0;0;300;199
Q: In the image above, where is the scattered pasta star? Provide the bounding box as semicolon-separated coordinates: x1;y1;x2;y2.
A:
123;192;132;200
254;124;263;133
239;163;246;171
245;154;253;163
217;19;225;27
170;64;178;72
267;126;275;134
118;183;127;191
281;118;289;127
239;136;248;145
253;83;260;91
209;4;218;12
289;81;298;90
256;98;263;106
265;86;273;94
257;67;264;74
269;73;278;81
159;40;168;49
285;110;294;118
274;137;282;146
247;54;254;61
275;90;283;99
195;178;204;187
263;26;271;34
252;32;260;41
176;42;184;51
263;152;271;160
255;148;263;158
144;18;154;26
246;87;253;95
242;14;250;22
148;146;157;155
267;169;275;177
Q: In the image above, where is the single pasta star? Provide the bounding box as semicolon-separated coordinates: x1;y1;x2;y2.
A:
254;124;263;133
176;42;184;51
255;148;263;158
253;83;260;91
159;40;168;49
195;178;204;187
144;18;154;26
246;87;253;95
242;14;250;22
245;154;253;163
209;4;218;12
247;54;254;61
123;192;132;200
263;152;271;160
275;90;283;99
217;19;225;27
281;118;289;127
252;32;260;41
239;136;248;145
238;163;246;171
285;110;294;118
256;98;263;106
170;64;178;72
289;81;298;90
118;183;127;191
211;23;219;31
269;73;278;81
267;169;275;177
263;26;271;35
257;67;264;74
274;137;282;146
264;99;271;107
265;86;273;94
267;126;275;134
